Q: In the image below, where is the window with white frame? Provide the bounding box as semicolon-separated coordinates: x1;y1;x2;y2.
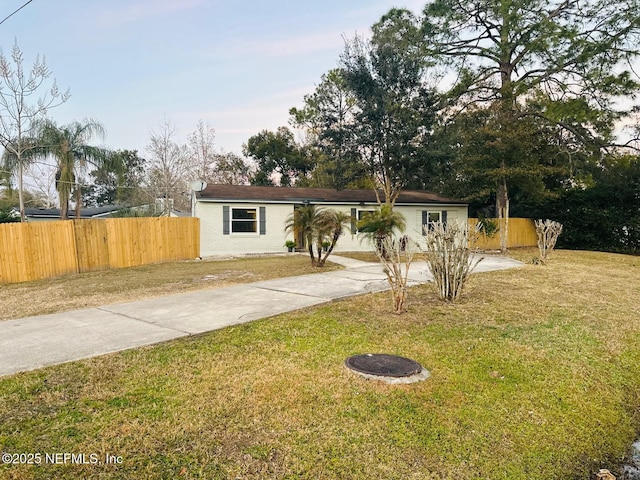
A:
422;210;446;233
427;211;441;229
358;210;375;221
231;208;257;233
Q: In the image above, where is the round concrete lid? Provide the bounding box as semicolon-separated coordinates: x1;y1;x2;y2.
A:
345;353;422;378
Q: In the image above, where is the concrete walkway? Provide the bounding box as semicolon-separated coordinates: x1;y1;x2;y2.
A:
0;254;523;377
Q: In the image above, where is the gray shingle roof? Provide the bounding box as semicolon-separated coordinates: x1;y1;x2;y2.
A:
24;206;124;219
197;185;465;205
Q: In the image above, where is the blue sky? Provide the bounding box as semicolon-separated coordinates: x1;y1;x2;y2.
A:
0;0;425;157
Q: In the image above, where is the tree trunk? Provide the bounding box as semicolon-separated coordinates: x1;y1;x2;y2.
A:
18;160;25;222
307;240;316;266
75;183;82;219
318;232;340;266
497;18;513;254
497;179;509;253
60;194;69;220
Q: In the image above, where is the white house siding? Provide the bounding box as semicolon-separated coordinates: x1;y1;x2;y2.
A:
197;201;468;256
198;202;294;256
330;204;468;253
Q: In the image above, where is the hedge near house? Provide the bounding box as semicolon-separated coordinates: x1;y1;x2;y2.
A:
0;206;19;223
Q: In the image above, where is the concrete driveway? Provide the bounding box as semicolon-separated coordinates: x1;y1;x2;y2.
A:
0;254;523;377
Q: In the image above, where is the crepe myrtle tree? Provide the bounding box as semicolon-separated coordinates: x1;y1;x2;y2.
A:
422;221;482;302
534;219;563;264
374;234;418;314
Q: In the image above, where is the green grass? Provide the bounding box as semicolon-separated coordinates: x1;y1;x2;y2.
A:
1;249;639;479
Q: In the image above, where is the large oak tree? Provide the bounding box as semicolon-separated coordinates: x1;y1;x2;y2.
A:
244;127;312;186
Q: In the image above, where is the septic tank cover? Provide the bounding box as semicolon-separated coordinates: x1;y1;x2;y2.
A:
345;353;423;378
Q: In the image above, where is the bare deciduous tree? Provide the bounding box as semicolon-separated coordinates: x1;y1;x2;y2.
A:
0;40;69;221
187;120;253;186
25;162;57;208
187;120;217;182
535;219;563;264
146;119;189;214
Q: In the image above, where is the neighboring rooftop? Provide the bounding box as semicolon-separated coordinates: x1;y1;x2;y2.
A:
197;185;466;205
24;206;124;219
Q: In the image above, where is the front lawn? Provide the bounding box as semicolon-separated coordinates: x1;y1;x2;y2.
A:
0;254;339;321
0;250;639;479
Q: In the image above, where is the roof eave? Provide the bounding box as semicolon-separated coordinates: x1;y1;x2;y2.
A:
196;198;467;206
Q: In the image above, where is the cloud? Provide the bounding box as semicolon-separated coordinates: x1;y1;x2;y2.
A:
208;29;351;59
170;86;316;153
94;0;206;28
253;31;348;57
347;0;426;20
177;85;315;123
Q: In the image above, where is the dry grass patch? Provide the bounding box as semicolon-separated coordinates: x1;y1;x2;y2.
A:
0;254;340;321
0;250;639;479
336;251;380;263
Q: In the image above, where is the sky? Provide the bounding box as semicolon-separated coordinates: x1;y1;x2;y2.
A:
0;0;426;158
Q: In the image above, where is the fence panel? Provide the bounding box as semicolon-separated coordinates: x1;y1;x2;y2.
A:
0;222;78;284
469;218;537;249
75;220;110;273
105;218;141;269
102;217;199;269
0;217;200;284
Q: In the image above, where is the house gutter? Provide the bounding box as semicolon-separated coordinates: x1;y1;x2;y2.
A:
195;198;468;207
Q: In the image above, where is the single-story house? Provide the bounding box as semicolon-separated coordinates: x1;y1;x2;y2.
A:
195;185;468;256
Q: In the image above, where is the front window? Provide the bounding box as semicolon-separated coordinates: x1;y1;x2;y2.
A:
427;211;441;230
358;210;374;221
231;208;257;233
357;210;375;232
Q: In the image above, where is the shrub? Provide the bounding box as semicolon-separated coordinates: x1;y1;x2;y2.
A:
477;214;499;238
374;235;417;314
422;222;482;302
357;205;406;258
534;219;563;264
0;206;20;223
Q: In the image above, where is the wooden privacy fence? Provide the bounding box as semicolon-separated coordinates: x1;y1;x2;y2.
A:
468;217;537;250
0;217;200;284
